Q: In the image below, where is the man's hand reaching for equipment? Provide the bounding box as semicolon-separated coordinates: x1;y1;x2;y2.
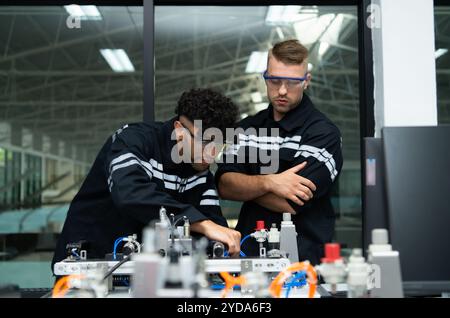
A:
190;220;241;257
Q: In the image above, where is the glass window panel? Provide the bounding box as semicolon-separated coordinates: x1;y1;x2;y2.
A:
155;5;362;252
0;5;143;289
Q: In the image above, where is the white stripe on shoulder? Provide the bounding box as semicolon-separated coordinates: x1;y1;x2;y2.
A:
112;124;129;143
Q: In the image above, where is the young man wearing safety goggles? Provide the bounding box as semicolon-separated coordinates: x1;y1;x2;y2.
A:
216;40;344;265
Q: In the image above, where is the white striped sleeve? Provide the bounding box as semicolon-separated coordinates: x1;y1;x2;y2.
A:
199;188;220;206
107;152;153;191
199;199;220;206
294;145;339;181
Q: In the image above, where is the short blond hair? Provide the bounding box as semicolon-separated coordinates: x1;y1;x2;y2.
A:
269;39;309;65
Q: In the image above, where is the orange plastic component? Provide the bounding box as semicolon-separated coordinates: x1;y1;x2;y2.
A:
219;272;246;298
52;274;84;298
269;262;317;298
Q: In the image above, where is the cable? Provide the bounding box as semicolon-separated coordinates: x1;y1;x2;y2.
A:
286;271;307;286
103;255;131;281
219;272;246;298
210;284;226;290
269;262;317;298
71;249;80;258
239;234;252;257
52;276;71;298
113;237;124;258
240;234;252;246
214;233;252;258
113;236;127;260
284;283;295;298
223;250;246;257
52;274;84;298
284;271;307;298
222;234;251;257
173;216;186;228
287;274;307;288
210;284;241;291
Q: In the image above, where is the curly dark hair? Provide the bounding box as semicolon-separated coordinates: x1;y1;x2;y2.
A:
175;88;239;133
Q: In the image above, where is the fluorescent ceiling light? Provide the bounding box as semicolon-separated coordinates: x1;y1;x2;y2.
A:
64;5;102;20
321;14;344;44
254;103;269;113
266;6;284;24
435;48;448;59
251;92;263;104
266;6;300;25
81;6;102;18
266;6;318;26
64;5;84;17
100;49;123;72
293;13;335;45
245;51;268;73
114;49;135;72
100;49;135;72
318;42;330;57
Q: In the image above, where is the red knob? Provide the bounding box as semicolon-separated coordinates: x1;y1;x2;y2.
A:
255;220;265;231
321;243;342;263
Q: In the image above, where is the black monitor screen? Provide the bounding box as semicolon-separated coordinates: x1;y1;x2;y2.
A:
383;126;450;295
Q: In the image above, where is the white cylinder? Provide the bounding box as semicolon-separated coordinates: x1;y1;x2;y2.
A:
372;229;389;245
142;227;156;253
282;213;291;222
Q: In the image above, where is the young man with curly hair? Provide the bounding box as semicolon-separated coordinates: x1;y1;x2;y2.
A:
52;88;241;271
